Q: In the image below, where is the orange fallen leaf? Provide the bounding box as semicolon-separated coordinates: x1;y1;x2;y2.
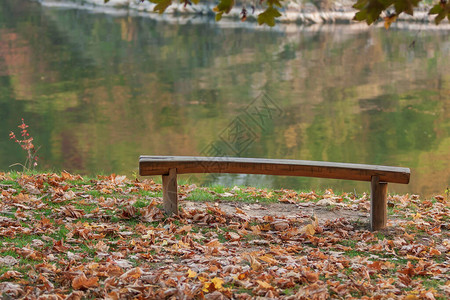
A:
258;254;278;265
0;270;22;280
305;271;319;283
234;272;248;280
429;248;441;256
250;225;261;234
176;225;192;234
256;280;273;289
243;254;262;271
119;267;142;280
205;239;221;248
300;224;315;235
72;273;99;290
209;265;219;272
367;261;382;271
235;207;246;214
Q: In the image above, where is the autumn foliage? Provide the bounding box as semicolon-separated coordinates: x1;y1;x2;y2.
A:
9;119;39;171
0;172;448;298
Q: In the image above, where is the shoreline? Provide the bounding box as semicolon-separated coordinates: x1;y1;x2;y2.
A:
35;0;450;29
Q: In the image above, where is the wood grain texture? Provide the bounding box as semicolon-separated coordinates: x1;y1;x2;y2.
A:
370;176;388;231
140;156;410;184
162;168;178;216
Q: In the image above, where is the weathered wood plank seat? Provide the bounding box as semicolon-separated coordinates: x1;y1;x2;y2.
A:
139;156;410;231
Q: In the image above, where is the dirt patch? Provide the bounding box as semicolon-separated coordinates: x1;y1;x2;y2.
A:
182;200;369;223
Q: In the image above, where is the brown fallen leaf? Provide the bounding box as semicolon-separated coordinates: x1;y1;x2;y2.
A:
205;239;221;248
65;291;84;300
272;220;289;231
243;253;262;271
94;240;110;252
304;271;319;283
225;231;240;241
61;206;85;219
176;225;192;234
0;270;22;280
367;260;382;271
256;280;273;290
0;255;18;266
299;223;316;235
204;291;226;300
72;273;99;290
258;254;278;265
299;215;319;235
119;267;142;280
38;274;54;291
0;282;24;297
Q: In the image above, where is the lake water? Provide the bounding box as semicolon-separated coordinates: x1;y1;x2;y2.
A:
1;0;449;197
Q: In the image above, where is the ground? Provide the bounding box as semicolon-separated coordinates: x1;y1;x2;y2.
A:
0;172;448;299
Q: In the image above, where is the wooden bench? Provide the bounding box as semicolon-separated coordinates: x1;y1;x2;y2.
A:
139;156;410;231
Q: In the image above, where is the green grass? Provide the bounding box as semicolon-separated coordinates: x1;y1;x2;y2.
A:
186;188;215;202
339;239;357;248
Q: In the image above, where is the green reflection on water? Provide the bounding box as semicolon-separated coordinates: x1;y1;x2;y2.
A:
0;0;449;197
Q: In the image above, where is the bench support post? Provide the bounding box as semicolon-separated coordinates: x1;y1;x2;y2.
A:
162;168;178;216
370;175;388;231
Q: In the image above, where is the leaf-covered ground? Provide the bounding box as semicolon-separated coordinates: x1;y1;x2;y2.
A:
0;172;448;299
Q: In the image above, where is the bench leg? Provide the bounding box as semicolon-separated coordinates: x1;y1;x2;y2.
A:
162;168;178;216
370;175;388;231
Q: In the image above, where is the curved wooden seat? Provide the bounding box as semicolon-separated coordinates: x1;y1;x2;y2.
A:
139;156;411;231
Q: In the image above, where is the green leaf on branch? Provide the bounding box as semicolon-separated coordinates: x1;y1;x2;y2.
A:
213;0;235;14
353;0;394;25
104;0;110;3
394;0;420;15
257;6;281;27
428;2;450;25
150;0;172;14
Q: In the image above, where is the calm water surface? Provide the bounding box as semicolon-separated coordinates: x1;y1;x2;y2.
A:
1;0;449;196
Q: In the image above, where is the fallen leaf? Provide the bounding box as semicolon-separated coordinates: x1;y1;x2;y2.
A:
243;253;262;271
258;254;278;265
225;231;240;241
300;224;316;235
235;207;246;214
211;277;224;290
72;273;99;290
119;267;142;280
0;270;22;280
187;269;197;278
256;280;273;289
0;255;18;266
404;295;419;300
305;271;319;282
